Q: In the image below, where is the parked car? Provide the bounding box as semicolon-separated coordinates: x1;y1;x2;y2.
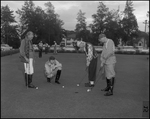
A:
1;44;13;51
140;48;149;53
120;46;136;52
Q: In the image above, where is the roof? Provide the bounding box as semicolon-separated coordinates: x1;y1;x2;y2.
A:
67;33;76;39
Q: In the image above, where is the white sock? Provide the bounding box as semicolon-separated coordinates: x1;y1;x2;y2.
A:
90;81;94;85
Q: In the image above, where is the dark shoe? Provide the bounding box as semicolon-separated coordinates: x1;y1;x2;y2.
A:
89;84;94;87
47;78;51;83
55;81;60;84
28;83;36;88
104;90;113;96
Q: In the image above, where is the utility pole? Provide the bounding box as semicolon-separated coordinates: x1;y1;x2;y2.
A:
143;20;148;33
143;20;148;48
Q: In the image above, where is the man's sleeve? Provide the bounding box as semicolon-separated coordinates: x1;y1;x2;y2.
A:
20;40;26;57
55;60;62;67
87;45;93;61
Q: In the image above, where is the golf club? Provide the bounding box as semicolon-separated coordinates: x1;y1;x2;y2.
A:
87;66;104;92
76;67;88;87
26;63;28;89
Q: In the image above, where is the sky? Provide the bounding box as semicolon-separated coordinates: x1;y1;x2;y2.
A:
1;1;149;32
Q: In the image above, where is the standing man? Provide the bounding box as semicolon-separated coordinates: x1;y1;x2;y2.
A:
54;41;57;55
44;56;62;84
76;40;98;87
98;34;116;96
45;43;49;54
38;41;43;58
19;31;37;88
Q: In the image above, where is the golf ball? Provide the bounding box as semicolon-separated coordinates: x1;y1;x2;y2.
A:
62;86;64;88
77;84;79;86
87;89;91;92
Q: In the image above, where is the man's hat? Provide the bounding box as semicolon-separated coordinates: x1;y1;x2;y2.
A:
99;34;106;39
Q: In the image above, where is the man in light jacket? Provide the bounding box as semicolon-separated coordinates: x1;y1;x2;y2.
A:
45;56;62;84
98;34;116;96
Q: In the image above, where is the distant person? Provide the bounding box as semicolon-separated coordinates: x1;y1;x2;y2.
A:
38;41;43;58
19;31;37;88
54;41;57;55
98;34;116;96
44;56;62;84
45;43;49;54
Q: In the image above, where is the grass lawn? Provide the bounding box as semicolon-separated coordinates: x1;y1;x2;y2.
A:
1;52;149;118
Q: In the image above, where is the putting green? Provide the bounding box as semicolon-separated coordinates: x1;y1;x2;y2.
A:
1;53;149;118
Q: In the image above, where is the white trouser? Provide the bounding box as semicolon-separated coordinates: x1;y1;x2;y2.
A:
24;58;34;74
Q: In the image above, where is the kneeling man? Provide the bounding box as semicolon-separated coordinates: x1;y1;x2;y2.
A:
45;56;62;84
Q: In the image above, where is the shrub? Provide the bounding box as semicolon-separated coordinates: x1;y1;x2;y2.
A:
1;49;19;57
34;48;149;55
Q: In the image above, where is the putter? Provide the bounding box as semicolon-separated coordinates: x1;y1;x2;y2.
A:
76;67;88;87
26;63;28;89
87;66;104;92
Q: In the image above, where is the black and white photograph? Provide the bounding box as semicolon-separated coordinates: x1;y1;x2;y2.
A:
1;1;149;118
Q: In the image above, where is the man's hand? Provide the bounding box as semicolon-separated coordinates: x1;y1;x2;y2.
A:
86;61;90;67
25;57;29;63
100;62;104;68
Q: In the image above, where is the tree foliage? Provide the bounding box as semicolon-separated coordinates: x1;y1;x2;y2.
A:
120;0;138;46
1;5;20;48
75;10;89;42
90;2;122;46
16;1;64;45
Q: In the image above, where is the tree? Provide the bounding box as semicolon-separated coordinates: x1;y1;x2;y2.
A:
120;0;138;46
92;2;109;34
90;2;110;45
1;5;20;48
16;1;64;45
75;10;88;42
16;1;36;39
1;5;16;44
104;8;122;46
90;2;123;46
44;2;64;45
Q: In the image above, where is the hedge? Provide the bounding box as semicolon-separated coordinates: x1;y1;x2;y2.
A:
35;49;149;55
1;49;19;57
1;49;148;57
